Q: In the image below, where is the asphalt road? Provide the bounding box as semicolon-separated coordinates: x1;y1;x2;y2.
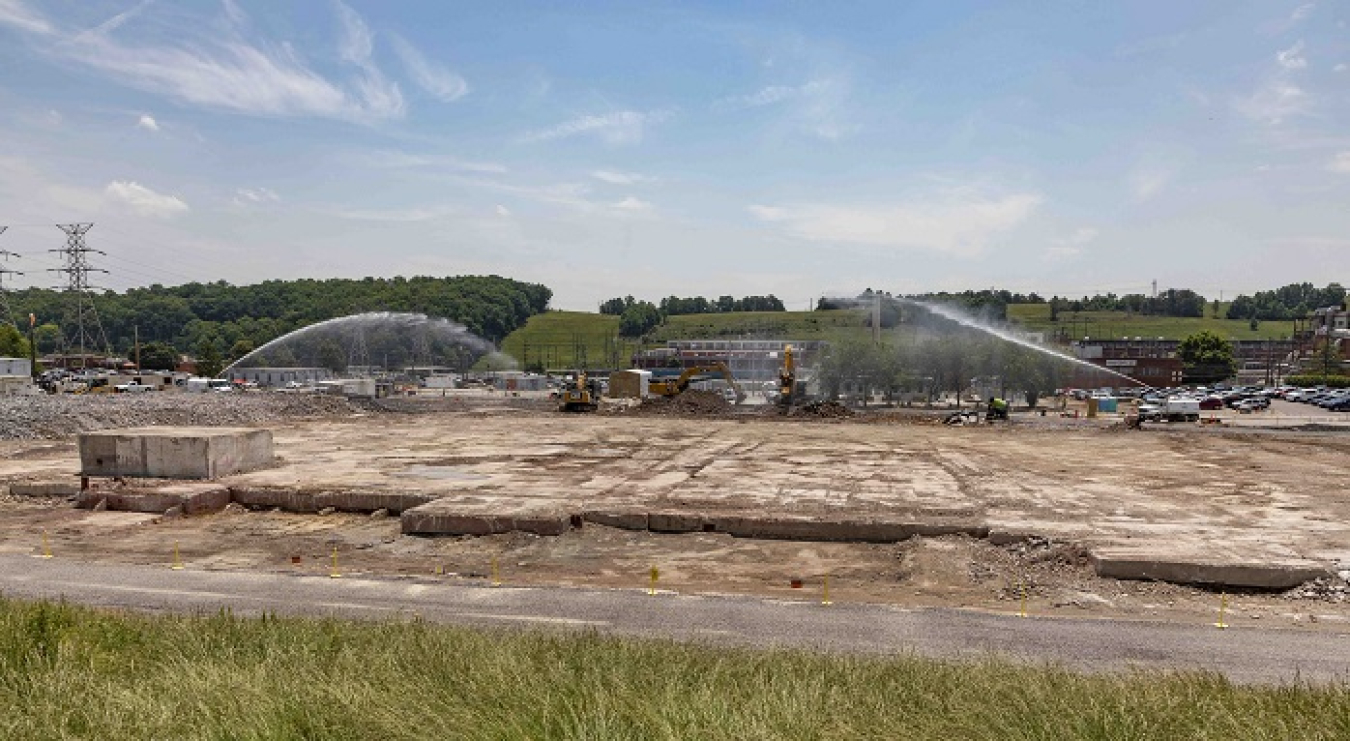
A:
2;553;1347;686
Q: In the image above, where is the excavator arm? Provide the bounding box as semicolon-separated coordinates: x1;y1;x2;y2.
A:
650;363;745;404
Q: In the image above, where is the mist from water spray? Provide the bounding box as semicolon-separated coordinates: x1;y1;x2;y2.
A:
221;312;513;378
898;298;1151;390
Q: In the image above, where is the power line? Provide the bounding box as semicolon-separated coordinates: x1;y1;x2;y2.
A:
47;223;110;366
0;226;22;328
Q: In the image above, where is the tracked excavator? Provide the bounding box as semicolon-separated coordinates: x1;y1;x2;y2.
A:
648;363;746;404
558;371;600;412
777;344;796;408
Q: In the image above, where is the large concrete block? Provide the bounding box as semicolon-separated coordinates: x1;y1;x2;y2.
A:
228;486;438;514
718;514;919;542
79;427;274;480
76;483;230;515
1091;551;1329;590
582;509;650;531
647;511;706;533
7;480;82;498
401;498;575;536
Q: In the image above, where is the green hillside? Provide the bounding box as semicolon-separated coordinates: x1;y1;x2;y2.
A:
1006;304;1297;341
500;309;878;370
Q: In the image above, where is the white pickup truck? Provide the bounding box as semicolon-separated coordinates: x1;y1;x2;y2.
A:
1137;397;1200;423
114;381;155;393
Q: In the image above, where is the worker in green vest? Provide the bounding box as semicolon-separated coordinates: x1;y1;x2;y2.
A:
986;396;1009;421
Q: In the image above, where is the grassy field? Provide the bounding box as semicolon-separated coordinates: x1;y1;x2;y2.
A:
498;303;1296;369
1;598;1347;740
1007;304;1297;341
500;309;876;369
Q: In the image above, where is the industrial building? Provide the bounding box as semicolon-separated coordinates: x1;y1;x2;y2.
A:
631;339;825;383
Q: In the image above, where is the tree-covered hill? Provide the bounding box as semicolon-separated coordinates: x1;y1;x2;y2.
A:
8;275;551;359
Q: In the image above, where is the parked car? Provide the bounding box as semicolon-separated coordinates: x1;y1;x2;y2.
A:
1198;396;1224;410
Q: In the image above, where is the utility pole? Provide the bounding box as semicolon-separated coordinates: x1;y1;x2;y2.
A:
47;223;109;370
0;226;22;328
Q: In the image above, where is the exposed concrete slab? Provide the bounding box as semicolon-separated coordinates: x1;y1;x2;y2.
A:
76;482;230;516
229;486;437;514
7;480;81;497
78;427;274;479
1091;551;1330;590
581;509;649;531
402;497;575;536
718;514;916;542
647;511;707;533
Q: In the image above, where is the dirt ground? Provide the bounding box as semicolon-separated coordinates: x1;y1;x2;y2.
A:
2;396;1349;631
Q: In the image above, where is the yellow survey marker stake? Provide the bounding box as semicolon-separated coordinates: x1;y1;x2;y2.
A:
330;546;341;579
1215;592;1228;629
491;556;501;587
821;574;833;606
648;565;659;596
37;529;52;559
171;541;184;571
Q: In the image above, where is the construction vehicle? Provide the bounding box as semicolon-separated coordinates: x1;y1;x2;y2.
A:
777;345;796;408
558;372;600;413
1136;397;1201;423
649;363;745;404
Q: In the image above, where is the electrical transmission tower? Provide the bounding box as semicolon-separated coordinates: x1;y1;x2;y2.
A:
48;223;110;367
0;226;22;328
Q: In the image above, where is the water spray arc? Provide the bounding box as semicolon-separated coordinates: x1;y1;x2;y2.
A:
898;299;1154;391
221;312;511;379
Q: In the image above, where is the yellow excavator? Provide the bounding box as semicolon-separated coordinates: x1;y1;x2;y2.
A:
649;363;746;404
777;345;796;408
558;371;600;412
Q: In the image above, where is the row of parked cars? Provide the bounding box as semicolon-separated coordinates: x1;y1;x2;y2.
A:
1282;386;1350;411
1136;385;1350;412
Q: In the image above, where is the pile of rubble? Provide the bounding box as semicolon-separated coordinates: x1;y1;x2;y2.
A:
789;400;853;419
0;393;359;441
625;390;732;416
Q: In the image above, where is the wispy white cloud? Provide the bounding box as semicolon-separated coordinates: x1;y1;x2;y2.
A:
747;189;1042;257
356;149;506;174
1328;151;1350;174
78;0;153;39
1043;227;1098;261
1235;81;1309;124
612;196;653;212
1130;168;1173;200
233;187;280;206
522;110;671;145
717;78;856;140
591;170;655;185
1335;63;1347;72
0;0;52;35
1290;3;1315;22
105;180;189;217
1276;40;1307;70
495;205;511;217
333;1;404;118
136;113;160;132
2;0;404;122
388;32;468;102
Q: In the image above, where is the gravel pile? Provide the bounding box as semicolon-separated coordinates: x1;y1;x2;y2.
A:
789;400;853;419
0;393;359;441
612;390;732;417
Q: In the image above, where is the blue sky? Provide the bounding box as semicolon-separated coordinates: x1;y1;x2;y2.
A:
0;1;1347;311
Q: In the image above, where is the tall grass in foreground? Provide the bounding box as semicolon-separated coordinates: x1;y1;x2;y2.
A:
0;598;1346;741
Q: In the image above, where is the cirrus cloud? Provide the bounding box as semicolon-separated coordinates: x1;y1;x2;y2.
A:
105;180;189;217
748;189;1042;257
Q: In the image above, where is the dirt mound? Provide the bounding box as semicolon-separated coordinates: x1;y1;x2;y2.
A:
789;400;853;419
630;390;732;416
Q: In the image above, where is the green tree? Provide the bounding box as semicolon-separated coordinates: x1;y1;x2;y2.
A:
139;341;179;371
229;339;256;363
195;339;224;379
0;324;30;358
1177;331;1235;384
618;302;661;338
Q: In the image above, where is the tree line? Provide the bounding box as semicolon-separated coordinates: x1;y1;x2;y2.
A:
1225;283;1346;322
600;294;787;338
3;275;551;368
